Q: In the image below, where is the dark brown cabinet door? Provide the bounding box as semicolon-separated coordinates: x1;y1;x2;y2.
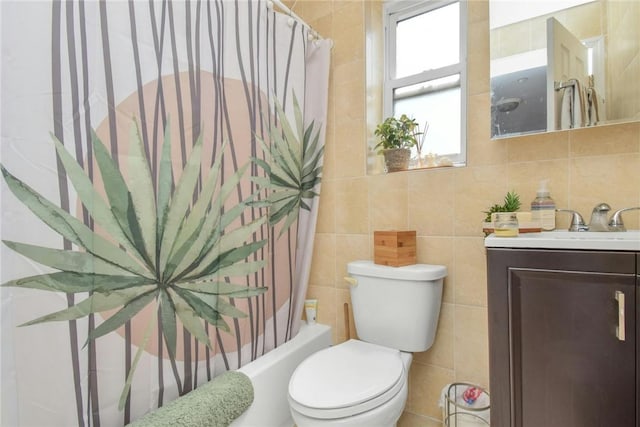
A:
487;249;638;427
510;269;636;427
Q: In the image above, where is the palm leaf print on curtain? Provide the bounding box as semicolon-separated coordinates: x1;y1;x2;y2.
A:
2;121;267;411
0;1;331;425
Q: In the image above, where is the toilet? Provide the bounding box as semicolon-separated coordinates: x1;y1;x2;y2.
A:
288;260;447;427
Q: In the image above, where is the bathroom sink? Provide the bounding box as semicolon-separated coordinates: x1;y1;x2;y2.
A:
484;230;640;251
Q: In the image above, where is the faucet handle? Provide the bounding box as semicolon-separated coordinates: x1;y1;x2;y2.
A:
556;209;588;232
608;207;640;232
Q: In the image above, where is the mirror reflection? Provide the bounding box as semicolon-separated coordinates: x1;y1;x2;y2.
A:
490;0;640;139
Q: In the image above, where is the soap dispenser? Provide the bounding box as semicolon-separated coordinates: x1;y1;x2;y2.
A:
531;180;556;231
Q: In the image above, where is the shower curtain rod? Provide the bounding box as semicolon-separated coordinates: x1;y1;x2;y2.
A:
270;0;320;39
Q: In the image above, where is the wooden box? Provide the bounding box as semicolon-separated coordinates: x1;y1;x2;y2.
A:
374;230;416;267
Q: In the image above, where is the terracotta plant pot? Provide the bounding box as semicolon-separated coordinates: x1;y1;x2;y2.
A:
382;148;411;172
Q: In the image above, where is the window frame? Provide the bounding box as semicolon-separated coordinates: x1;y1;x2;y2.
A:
383;0;468;166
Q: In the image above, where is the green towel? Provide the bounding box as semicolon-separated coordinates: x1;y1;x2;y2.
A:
128;371;254;427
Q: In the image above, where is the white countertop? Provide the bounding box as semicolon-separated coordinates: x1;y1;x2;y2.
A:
484;230;640;251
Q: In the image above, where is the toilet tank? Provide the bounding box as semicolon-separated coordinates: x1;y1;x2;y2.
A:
346;260;446;352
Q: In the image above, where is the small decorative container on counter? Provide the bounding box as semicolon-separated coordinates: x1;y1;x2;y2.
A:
493;212;519;237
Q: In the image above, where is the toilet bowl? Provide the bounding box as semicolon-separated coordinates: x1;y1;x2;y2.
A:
288;340;412;427
288;260;447;427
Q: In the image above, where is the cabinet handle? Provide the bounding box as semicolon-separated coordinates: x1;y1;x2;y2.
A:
615;291;625;342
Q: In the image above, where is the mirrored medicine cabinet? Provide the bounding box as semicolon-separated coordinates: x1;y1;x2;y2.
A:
490;0;640;140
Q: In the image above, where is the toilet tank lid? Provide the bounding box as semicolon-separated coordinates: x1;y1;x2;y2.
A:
347;260;447;281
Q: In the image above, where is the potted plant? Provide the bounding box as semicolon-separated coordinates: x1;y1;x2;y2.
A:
482;191;522;235
483;191;521;223
374;114;421;172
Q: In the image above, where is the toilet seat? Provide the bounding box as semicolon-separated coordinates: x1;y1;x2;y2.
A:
288;340;406;419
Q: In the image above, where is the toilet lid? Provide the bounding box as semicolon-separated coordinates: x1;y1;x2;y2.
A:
288;340;405;417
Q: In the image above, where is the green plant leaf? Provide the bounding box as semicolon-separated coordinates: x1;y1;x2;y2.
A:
268;171;296;189
168;168;256;281
165;207;224;282
189;240;268;282
224;288;268;298
252;157;271;176
173;237;266;285
4;272;153;293
1;167;152;278
267;189;299;204
278;205;300;237
158;134;204;274
127;120;157;267
270;198;299;226
185;223;266;280
51;135;147;265
270;137;300;185
156;120;173;249
303;119;320;155
273;100;302;169
374;115;419;151
169;199;248;281
214;260;266;278
217;217;267;254
212;296;249;318
176;279;268;296
168;288;213;348
302;154;323;182
174;287;230;332
214;240;268;274
483;191;521;222
191;293;248;319
168;144;235;266
20;285;156;326
1;165;88;244
87;290;157;345
503;191;521;212
168;160;220;255
4;116;274;370
91;131;148;261
302;140;324;175
300;199;311;211
255;93;324;236
2;241;136;276
158;289;177;358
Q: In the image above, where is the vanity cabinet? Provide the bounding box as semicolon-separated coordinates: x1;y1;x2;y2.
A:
486;248;638;427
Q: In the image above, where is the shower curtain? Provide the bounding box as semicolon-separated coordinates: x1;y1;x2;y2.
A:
0;1;331;425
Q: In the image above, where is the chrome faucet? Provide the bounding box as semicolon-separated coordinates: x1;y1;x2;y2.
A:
587;203;612;232
608;207;640;231
558;204;640;232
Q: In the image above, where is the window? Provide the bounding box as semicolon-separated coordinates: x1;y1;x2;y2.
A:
384;0;467;166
